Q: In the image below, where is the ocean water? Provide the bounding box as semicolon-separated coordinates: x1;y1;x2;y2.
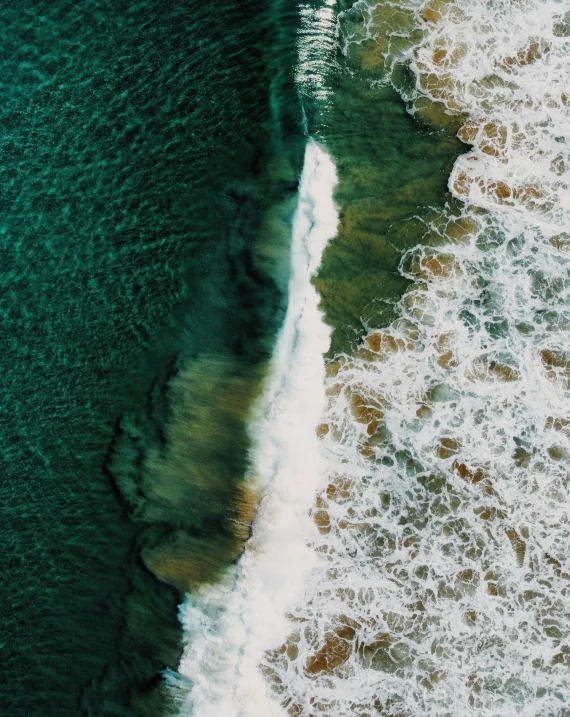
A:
0;1;304;715
166;0;570;716
6;0;570;715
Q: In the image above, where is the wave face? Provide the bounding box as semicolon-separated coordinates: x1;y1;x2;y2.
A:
258;1;570;716
171;141;338;716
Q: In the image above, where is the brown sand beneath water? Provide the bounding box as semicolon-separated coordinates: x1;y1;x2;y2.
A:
313;71;465;356
261;9;481;712
113;356;266;594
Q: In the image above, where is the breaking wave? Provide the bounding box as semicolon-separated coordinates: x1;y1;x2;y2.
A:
172;141;338;717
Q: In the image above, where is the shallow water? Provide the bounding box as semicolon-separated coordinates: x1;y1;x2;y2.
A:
263;1;570;715
6;0;569;714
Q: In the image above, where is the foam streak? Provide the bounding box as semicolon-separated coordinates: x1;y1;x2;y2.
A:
260;1;570;715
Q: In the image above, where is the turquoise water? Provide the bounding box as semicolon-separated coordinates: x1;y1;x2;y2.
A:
0;1;304;715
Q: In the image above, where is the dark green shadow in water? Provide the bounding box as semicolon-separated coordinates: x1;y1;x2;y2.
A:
0;1;304;715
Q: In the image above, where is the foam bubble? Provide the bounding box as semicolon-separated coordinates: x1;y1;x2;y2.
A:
257;1;570;715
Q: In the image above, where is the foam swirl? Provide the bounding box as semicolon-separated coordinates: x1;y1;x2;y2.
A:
261;1;570;715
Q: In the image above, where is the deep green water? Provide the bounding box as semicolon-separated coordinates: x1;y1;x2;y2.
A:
0;1;304;715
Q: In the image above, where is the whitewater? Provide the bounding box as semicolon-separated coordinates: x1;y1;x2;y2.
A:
257;0;570;715
174;0;570;715
170;140;338;716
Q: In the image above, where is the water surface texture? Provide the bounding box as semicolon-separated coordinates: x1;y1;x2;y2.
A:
6;0;570;715
0;1;304;715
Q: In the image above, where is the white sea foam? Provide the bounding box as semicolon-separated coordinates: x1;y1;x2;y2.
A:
257;1;570;716
173;140;338;717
